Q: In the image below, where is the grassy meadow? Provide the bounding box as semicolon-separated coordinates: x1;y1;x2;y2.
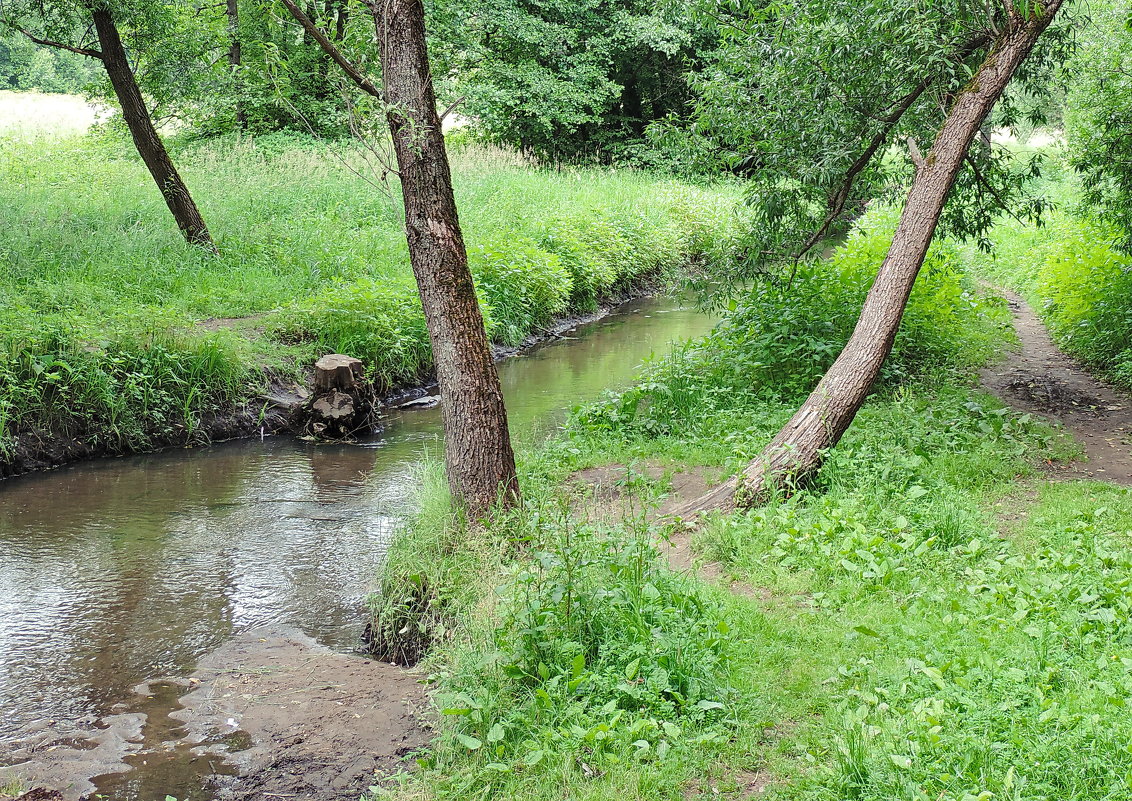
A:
366;205;1132;801
0;127;742;465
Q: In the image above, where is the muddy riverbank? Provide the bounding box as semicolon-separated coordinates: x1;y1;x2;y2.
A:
0;294;718;800
0;286;664;481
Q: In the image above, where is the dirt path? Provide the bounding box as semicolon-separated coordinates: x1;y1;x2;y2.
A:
980;290;1132;485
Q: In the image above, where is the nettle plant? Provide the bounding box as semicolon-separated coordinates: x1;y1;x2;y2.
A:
426;508;733;792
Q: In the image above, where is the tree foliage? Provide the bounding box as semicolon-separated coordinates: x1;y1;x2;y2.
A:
1064;1;1132;251
0;33;96;92
656;0;1077;284
430;0;711;163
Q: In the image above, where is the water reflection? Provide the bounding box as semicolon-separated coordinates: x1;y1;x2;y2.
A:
0;295;716;743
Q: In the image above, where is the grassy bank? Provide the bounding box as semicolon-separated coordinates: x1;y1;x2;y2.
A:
966;162;1132;388
0;129;742;471
368;209;1132;800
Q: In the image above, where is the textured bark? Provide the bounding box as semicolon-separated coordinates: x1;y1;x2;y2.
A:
226;0;246;129
92;9;215;250
372;0;520;516
314;354;364;391
678;2;1064;516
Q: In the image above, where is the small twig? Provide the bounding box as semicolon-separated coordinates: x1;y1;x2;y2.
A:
279;0;381;98
964;152;1029;225
438;95;465;122
906;136;926;171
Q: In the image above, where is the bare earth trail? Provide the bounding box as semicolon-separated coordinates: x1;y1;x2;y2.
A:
980;289;1132;485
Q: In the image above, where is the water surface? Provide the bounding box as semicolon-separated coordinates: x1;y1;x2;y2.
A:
0;295;716;745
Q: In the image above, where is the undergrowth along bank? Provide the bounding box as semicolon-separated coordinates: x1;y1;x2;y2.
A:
0;131;744;472
967;163;1132;388
362;207;1132;800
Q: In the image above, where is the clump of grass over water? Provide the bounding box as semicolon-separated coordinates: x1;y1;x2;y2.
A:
371;460;735;800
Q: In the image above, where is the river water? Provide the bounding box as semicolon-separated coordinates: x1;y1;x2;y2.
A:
0;296;715;761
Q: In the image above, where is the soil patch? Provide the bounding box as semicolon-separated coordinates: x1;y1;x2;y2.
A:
173;628;430;801
980;291;1132;485
0;628;430;801
569;462;765;594
197;313;271;335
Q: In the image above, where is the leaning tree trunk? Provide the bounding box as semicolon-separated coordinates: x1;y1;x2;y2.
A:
680;1;1064;515
91;9;216;251
373;0;520;516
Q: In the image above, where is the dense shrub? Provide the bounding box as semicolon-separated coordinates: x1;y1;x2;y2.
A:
0;314;247;459
369;466;734;797
575;207;1007;438
270;279;434;392
273;181;746;384
471;239;572;345
970;204;1132;388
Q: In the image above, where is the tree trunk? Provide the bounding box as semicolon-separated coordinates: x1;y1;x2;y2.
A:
372;0;520;516
226;0;246;129
91;9;216;251
679;2;1064;515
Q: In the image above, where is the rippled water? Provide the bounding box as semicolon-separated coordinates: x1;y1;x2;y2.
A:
0;295;716;744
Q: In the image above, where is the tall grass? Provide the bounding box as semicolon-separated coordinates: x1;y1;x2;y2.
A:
966;176;1132;387
363;207;1124;800
0;129;743;460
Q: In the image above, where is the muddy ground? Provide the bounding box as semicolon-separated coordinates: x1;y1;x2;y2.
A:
2;628;429;801
980;291;1132;485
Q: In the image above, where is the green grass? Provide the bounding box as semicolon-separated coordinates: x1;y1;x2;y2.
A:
966;160;1132;388
366;208;1131;800
0;129;742;461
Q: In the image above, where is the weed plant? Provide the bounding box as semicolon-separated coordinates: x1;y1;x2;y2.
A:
967;171;1132;387
0;130;742;460
573;206;1011;439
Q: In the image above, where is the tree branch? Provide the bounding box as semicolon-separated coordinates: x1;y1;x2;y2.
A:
279;0;381;99
5;23;102;59
439;95;465;122
792;30;996;263
793;78;931;262
964;152;1028;225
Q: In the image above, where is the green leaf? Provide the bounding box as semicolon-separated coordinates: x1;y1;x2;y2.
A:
921;666;947;690
853;625;881;638
888;753;913;769
625;658;641;681
456;733;483;751
696;699;725;711
571;652;585;679
487;723;506;743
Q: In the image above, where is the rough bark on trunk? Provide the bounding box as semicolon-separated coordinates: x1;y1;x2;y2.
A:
92;9;215;251
373;0;520;516
678;2;1064;515
280;0;521;516
226;0;246;129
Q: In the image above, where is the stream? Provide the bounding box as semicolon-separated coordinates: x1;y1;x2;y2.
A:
0;295;716;797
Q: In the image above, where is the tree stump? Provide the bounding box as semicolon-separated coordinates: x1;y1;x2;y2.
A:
314;354;364;392
299;354;375;440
